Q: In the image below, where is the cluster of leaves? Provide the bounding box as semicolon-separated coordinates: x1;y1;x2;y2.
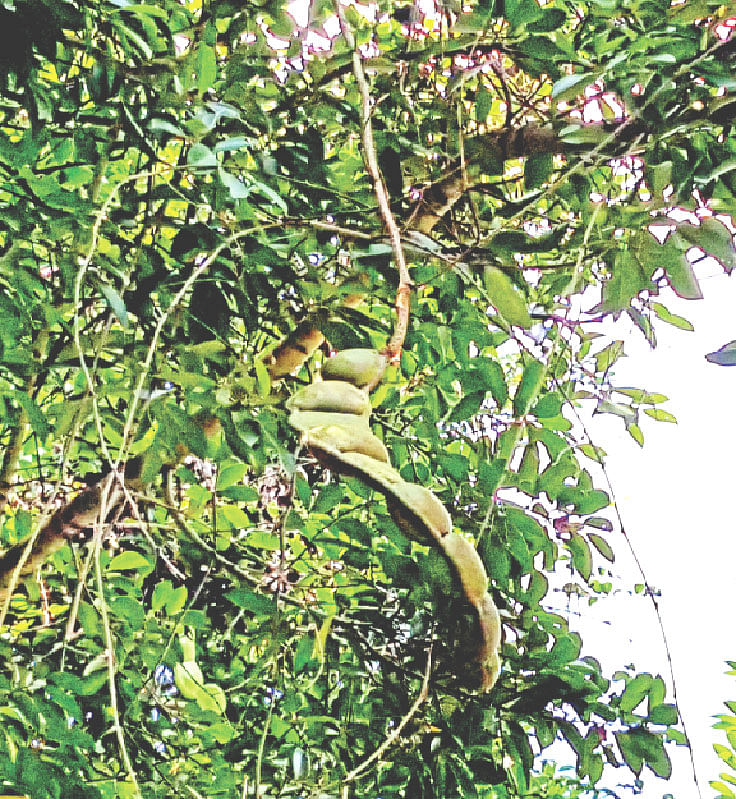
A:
0;0;733;797
712;663;736;798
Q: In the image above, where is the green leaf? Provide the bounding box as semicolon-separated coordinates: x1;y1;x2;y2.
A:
573;488;609;514
628;423;644;446
219;167;250;199
602;250;649;311
559;124;607;144
12;389;49;437
214;136;252;153
77;601;99;636
255;358;272;397
706;340;736;366
197;42;217;95
188;143;218;169
484;266;532;328
152;579;173;612
108;551;152;571
152;580;188;614
216;461;248;491
221;504;250;527
678;217;735;274
478;459;506;496
640;228;703;300
476;85;493;123
226;587;275;614
109;596;145;628
595;339;625;373
477;359;508;406
198;683;227;714
620;673;653;713
715;743;736;770
588;533;614;562
175;661;205;699
567;533;592;581
547;633;582;666
649;703;678;726
650;302;694;331
616;730;644;775
551;73;592;100
99;283;129;328
505;0;542;26
525;152;554;190
643;408;677;423
293;633;314;672
533;392;562;418
246;530;282;550
711;780;736;797
513;359;545;417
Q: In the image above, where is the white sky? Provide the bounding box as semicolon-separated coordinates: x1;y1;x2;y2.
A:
574;268;736;797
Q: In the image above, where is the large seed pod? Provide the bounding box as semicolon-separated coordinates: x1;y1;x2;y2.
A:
286;367;502;692
386;482;452;544
267;323;325;380
440;532;488;605
476;594;502;660
440;533;502;691
306;424;390;463
476;595;502;691
332;451;452;544
289;410;371;436
321;348;387;389
286;380;371;416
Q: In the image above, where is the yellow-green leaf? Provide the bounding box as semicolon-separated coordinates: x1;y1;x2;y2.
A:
484;266;532;328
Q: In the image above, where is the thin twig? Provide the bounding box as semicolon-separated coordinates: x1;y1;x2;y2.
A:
94;479;142;798
337;644;433;791
255;666;277;798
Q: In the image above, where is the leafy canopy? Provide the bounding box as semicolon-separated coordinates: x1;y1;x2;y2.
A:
0;0;733;798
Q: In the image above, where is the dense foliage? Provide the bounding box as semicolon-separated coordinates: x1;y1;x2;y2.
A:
0;0;734;797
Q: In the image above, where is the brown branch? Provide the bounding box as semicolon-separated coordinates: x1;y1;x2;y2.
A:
0;407;27;517
337;4;411;363
264;113;646;376
409;125;562;235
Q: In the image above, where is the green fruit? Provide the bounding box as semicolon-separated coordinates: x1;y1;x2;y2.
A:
286;373;500;693
290;410;370;436
480;650;501;692
286;380;371;416
307;424;389;463
335;450;406;492
477;594;501;651
332;451;452;543
387;481;452;543
440;533;488;604
321;349;387;388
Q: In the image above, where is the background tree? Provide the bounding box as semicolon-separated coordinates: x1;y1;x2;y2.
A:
0;0;734;798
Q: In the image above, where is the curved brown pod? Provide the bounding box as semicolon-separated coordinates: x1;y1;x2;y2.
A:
321;348;387;389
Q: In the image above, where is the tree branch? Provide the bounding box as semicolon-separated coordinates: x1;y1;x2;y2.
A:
337;3;411;363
